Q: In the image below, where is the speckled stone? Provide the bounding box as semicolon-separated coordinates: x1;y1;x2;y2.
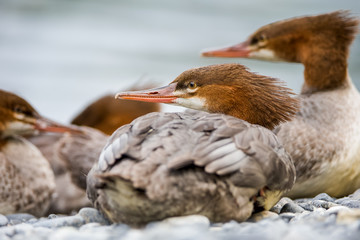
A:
0;214;8;226
326;206;352;215
311;200;338;209
335;199;360;208
6;214;36;225
48;214;59;219
280;202;305;213
270;197;294;214
0;188;360;240
297;202;315;212
279;212;296;222
348;189;360;200
77;208;110;225
32;215;85;229
0;225;15;237
12;223;34;234
313;193;335;202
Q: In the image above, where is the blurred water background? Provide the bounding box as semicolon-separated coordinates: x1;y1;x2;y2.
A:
0;0;359;123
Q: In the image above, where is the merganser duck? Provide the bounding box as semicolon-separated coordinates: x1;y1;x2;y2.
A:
71;93;160;135
86;63;298;226
0;89;80;216
202;11;360;198
28;126;108;214
31;91;159;213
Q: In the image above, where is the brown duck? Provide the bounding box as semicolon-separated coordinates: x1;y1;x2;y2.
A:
0;89;80;216
87;63;298;226
202;11;360;198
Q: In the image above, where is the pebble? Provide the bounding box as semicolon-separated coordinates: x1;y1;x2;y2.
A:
161;215;210;227
326;206;352;215
32;215;85;229
336;209;360;224
0;214;8;226
270;197;294;214
280;202;305;213
0;191;359;240
48;214;59;219
335;199;360;208
313;193;335;202
6;214;36;225
348;189;360;200
279;212;296;222
78;208;110;225
310;199;337;209
296;202;315;211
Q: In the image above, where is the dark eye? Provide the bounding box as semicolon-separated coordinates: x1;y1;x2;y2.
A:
188;81;197;89
250;34;266;45
14;106;25;114
250;37;259;45
14;105;32;116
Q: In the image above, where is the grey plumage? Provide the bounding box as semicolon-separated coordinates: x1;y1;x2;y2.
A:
0;136;55;217
277;84;360;198
56;126;108;190
28;126;108;214
87;110;295;226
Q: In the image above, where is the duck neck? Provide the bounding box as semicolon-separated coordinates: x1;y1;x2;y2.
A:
300;46;350;94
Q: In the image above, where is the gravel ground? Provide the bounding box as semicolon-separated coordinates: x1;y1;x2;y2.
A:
1;190;360;240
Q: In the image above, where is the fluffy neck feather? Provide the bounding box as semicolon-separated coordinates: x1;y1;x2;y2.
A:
201;70;298;129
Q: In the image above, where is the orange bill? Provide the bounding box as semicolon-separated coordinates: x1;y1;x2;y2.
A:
201;41;251;58
116;83;177;103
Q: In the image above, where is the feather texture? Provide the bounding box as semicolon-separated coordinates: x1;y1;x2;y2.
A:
87;110;295;226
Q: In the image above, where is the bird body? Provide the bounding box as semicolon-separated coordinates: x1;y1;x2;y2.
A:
0;89;80;216
87;64;298;226
202;11;360;198
278;81;360;198
0;135;55;216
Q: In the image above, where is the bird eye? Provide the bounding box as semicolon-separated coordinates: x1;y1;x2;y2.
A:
250;37;259;45
13;105;32;116
188;81;197;89
14;106;25;114
251;34;267;45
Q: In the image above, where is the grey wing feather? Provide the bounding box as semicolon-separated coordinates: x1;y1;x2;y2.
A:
92;111;294;197
168;114;295;191
56;126;108;190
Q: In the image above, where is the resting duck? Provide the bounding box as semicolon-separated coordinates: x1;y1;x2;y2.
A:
0;89;80;216
71;91;160;135
202;11;360;198
87;63;298;226
28;126;108;214
32;87;160;214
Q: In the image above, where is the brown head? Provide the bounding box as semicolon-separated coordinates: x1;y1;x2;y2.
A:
202;11;360;94
116;64;299;130
0;89;81;139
